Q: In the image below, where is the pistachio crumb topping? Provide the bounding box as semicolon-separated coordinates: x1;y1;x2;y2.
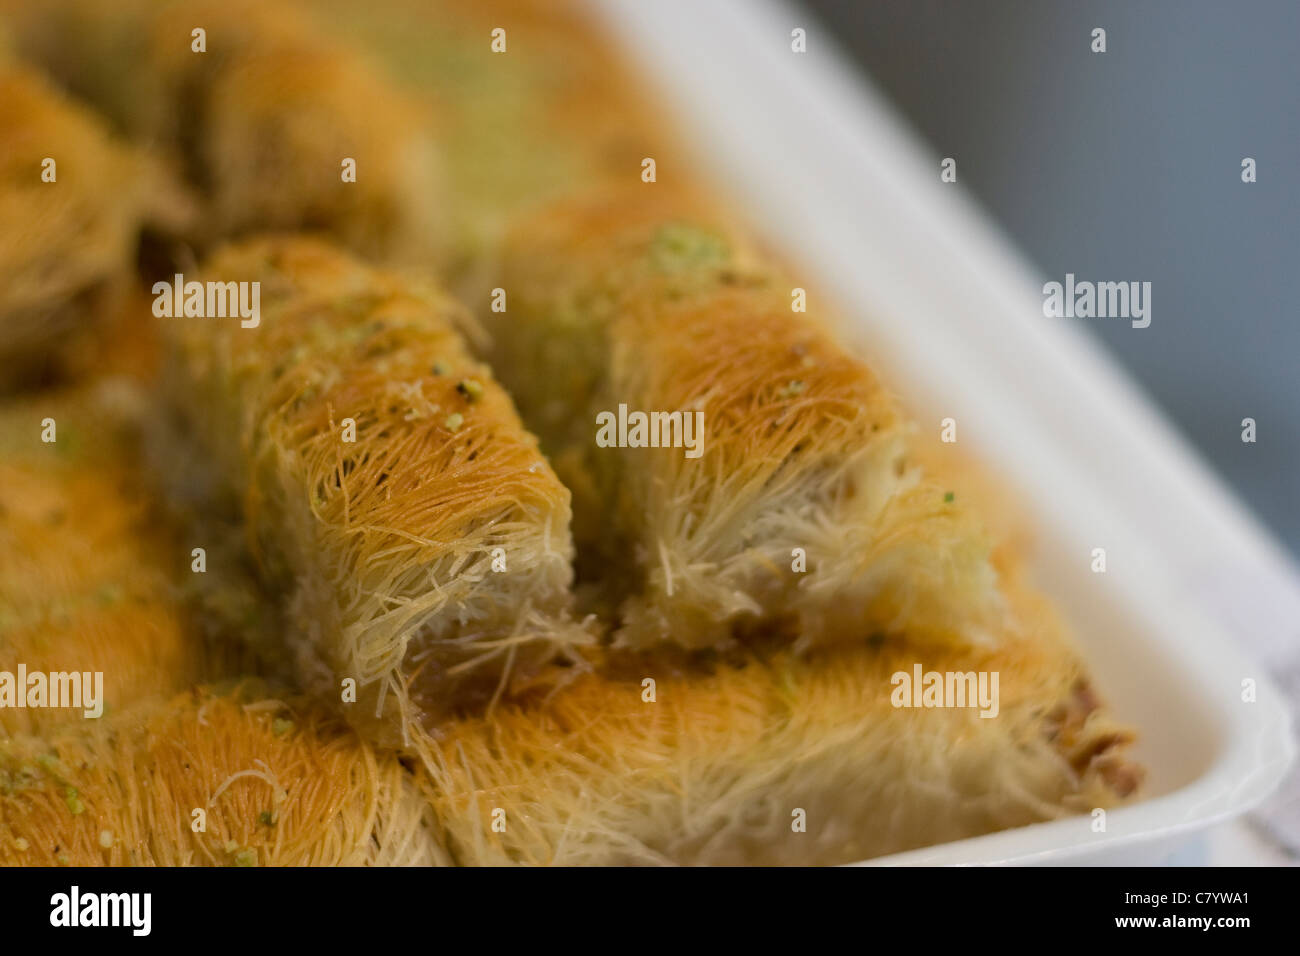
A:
456;378;485;402
648;223;731;274
96;583;125;605
63;787;84;815
444;412;464;432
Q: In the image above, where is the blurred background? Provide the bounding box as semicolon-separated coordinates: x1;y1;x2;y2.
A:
803;0;1299;555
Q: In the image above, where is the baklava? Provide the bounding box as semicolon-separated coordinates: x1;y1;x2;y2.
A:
0;385;227;737
0;683;443;866
5;0;443;263
422;580;1138;865
490;186;1004;654
160;236;584;742
0;64;188;389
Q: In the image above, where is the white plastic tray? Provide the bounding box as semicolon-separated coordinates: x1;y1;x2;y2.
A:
589;0;1296;865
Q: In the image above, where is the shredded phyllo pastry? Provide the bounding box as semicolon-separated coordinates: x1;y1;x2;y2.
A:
0;684;445;866
161;237;585;740
4;0;443;264
0;63;190;389
0;386;233;737
422;581;1138;865
491;186;1004;653
0;0;1144;866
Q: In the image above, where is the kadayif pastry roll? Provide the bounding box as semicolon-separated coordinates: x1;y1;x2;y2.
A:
5;0;443;264
160;236;584;742
420;572;1140;865
0;384;235;737
0;684;445;866
0;63;190;389
489;186;1005;654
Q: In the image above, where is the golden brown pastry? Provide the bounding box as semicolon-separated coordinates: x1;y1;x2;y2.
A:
0;683;445;866
5;0;443;264
0;384;233;737
488;186;1005;655
0;0;1145;868
309;0;678;277
160;236;585;741
420;574;1139;865
0;64;189;390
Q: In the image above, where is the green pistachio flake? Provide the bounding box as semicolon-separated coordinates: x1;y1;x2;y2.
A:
63;787;84;815
648;223;731;274
456;379;485;402
96;584;125;605
233;848;258;867
943;491;955;503
443;412;464;433
271;717;294;737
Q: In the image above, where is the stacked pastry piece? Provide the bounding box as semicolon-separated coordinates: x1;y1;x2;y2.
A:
160;237;585;743
1;682;444;866
0;0;1142;866
0;386;217;739
489;186;1004;652
3;0;443;263
0;63;191;390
